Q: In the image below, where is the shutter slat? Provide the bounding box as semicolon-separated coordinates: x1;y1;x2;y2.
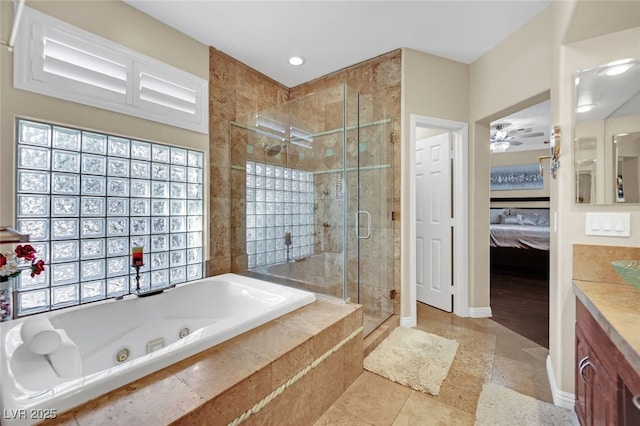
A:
43;56;127;94
139;73;195;103
139;86;196;115
44;38;127;81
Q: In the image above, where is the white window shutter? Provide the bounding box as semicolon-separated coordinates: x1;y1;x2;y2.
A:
133;62;207;131
14;6;208;134
30;24;132;106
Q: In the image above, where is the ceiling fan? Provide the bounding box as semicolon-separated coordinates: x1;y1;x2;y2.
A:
490;124;522;152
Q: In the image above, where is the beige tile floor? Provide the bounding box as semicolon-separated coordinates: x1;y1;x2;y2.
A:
314;302;554;425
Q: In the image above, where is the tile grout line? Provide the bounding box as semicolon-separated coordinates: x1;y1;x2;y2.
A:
228;325;364;426
388;388;414;426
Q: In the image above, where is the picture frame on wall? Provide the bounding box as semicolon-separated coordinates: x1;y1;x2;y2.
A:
490;163;544;191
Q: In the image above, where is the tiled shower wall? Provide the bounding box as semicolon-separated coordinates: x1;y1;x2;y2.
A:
208;48;289;275
209;47;401;315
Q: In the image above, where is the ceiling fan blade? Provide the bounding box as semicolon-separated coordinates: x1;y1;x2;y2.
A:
510;141;523;146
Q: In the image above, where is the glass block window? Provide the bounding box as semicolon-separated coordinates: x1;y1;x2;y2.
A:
15;119;204;316
246;161;314;268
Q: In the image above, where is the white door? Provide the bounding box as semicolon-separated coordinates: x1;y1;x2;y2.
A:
415;132;452;311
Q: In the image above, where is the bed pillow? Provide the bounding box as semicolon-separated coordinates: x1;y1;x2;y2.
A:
503;215;519;225
537;211;550;226
517;213;539;226
490;208;508;224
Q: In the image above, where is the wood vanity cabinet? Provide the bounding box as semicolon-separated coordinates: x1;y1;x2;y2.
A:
575;299;640;426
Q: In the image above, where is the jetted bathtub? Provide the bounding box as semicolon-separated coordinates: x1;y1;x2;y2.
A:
0;273;315;425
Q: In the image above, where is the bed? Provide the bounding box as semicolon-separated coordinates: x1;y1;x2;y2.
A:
489;207;550;251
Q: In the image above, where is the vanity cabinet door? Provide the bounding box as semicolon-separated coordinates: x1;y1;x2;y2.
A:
589;350;617;426
618;356;640;426
575;324;618;426
620;383;640;425
575;324;590;425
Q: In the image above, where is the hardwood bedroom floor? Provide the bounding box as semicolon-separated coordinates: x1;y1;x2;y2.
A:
490;264;549;348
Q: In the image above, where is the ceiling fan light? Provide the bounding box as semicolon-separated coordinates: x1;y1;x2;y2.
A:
495;129;507;140
490;141;510;153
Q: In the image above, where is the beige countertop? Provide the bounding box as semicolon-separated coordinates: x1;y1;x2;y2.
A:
573;280;640;375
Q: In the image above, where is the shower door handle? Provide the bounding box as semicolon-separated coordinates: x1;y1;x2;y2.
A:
356;210;371;239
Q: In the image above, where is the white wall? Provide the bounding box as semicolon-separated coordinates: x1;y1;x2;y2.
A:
400;48;469;320
553;23;640;396
471;0;640;401
469;8;552;311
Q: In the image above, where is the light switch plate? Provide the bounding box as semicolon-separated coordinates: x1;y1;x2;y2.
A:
585;213;630;237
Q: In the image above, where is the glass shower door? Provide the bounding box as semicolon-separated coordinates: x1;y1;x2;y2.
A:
230;84;394;336
346;87;394;335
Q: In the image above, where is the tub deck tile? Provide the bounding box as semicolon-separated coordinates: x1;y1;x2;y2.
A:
275;297;359;336
167;339;271;399
269;335;315;389
342;331;365;391
174;363;273;425
231;320;314;362
67;368;203;426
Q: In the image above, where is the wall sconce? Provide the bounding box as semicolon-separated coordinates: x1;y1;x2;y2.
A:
539;125;561;178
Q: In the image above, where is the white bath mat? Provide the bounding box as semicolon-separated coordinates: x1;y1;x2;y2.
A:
363;327;458;396
475;383;579;426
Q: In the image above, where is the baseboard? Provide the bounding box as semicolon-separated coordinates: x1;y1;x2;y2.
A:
399;315;416;328
468;306;492;318
546;355;576;409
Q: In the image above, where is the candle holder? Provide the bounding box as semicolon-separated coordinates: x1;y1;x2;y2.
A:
132;262;144;293
131;263;167;297
284;232;292;262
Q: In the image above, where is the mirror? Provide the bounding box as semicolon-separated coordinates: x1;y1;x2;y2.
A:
615;132;640;203
574;58;640;204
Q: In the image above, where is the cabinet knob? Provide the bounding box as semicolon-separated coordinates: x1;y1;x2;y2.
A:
633;395;640;410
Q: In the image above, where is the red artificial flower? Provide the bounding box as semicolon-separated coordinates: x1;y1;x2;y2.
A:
30;259;45;278
0;254;6;268
16;244;37;261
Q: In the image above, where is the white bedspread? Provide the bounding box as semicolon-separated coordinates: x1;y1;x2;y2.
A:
490;224;550;251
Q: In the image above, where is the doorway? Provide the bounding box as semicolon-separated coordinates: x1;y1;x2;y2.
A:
406;115;468;327
487;99;551;348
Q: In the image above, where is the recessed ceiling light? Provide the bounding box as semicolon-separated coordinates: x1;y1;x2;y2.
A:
577;104;595;113
289;56;304;66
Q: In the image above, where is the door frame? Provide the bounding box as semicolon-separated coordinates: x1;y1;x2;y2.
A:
404;114;468;327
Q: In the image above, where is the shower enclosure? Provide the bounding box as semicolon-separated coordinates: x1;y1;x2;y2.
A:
230;84;393;335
